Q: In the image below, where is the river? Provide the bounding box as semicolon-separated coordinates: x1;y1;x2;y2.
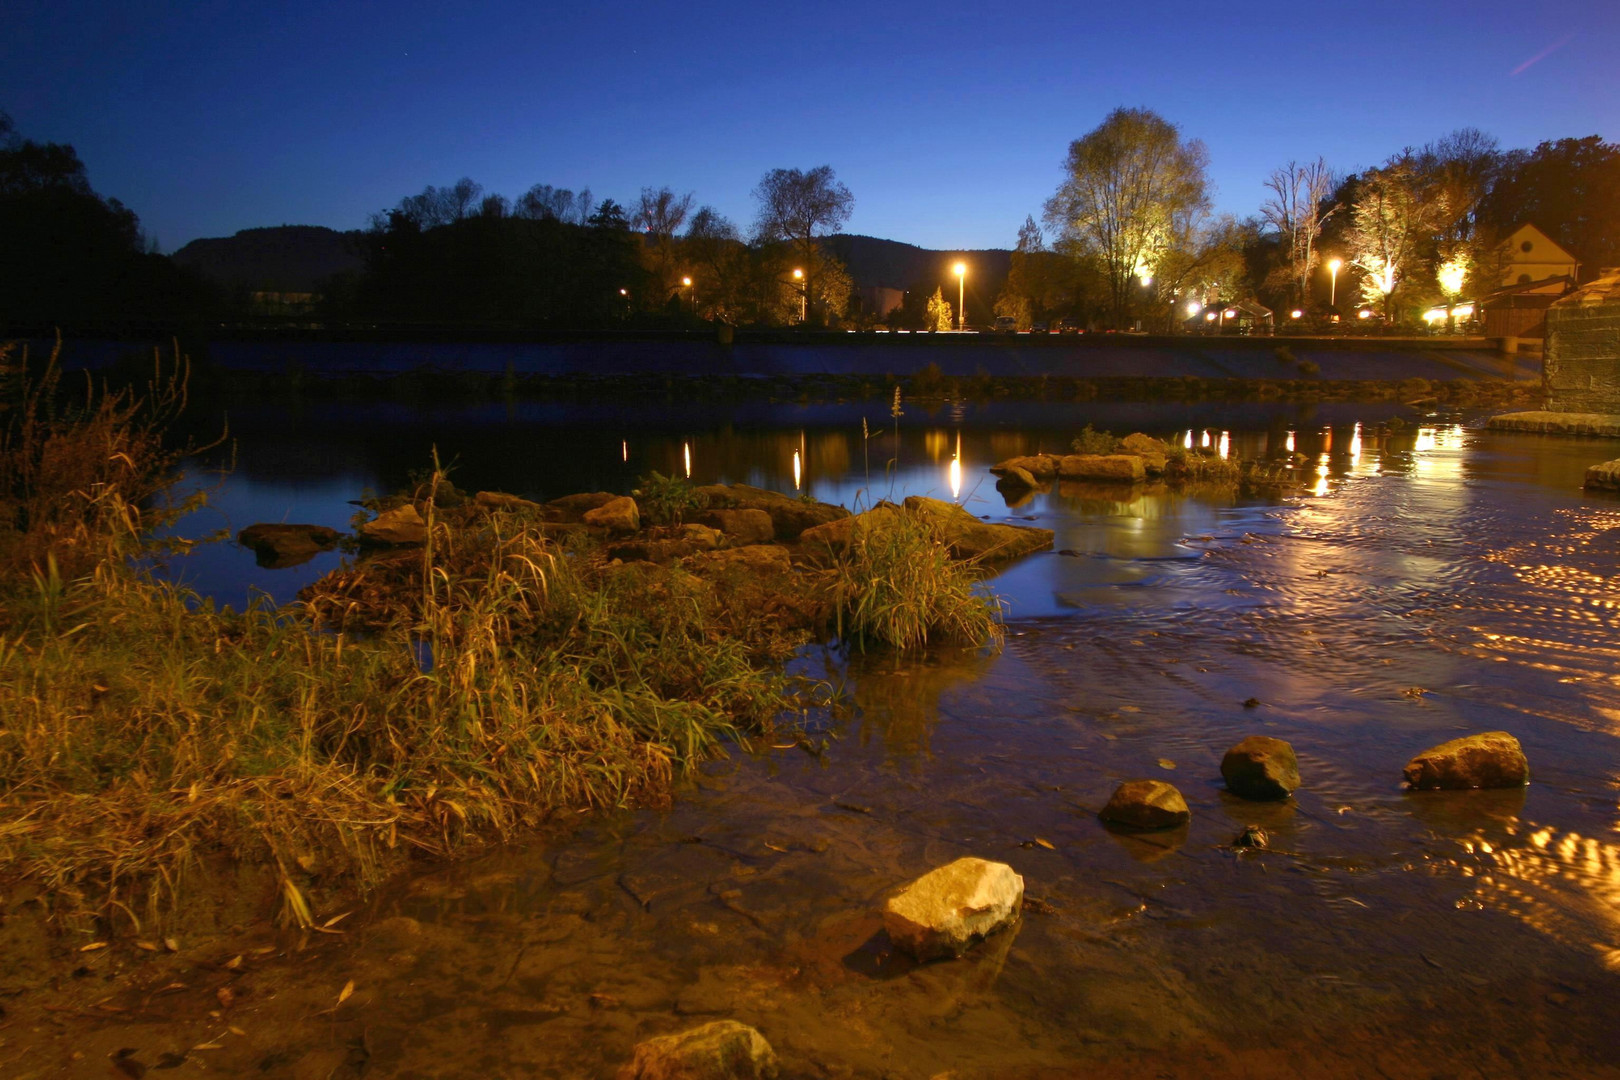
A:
19;396;1620;1078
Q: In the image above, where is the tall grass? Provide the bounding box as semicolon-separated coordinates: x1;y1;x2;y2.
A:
829;507;1004;652
0;353;798;933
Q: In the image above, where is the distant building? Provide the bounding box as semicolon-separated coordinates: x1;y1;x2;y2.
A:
1185;299;1273;335
1492;224;1579;287
1477;275;1574;340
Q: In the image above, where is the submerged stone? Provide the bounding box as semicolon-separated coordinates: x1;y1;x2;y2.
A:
900;496;1053;561
236;523;340;567
994;465;1040;492
618;1019;778;1080
882;857;1024;962
1100;780;1191;830
1403;732;1529;791
1221;736;1301;800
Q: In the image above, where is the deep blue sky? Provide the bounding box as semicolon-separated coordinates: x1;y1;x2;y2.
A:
4;0;1616;253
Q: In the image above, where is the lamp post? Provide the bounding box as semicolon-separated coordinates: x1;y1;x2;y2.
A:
1328;258;1342;310
681;276;694;314
953;262;966;331
791;268;806;323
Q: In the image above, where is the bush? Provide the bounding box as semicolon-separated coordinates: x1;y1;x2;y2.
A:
633;469;707;525
1071;424;1119;455
829;508;1003;652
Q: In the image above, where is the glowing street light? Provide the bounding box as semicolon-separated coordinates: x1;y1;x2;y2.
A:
791;267;806;322
953;262;967;330
1328;257;1342;308
681;275;694;313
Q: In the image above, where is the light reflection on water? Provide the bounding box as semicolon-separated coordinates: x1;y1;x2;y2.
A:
152;405;1620;1075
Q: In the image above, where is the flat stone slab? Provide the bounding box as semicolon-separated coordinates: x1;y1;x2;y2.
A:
1488;411;1620;437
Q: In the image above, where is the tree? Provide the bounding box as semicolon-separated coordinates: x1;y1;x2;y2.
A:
924;287;953;333
752;165;854;323
633;186;695;298
1478;136;1620;279
1259;158;1338;307
514;184;593;224
1043;107;1210;326
1345;160;1441;320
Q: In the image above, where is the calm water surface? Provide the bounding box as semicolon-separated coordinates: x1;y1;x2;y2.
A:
143;400;1620;1077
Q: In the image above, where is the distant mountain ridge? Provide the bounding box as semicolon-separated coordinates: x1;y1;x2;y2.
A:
168;224;1013;309
170;225;363;293
825;234;1012;296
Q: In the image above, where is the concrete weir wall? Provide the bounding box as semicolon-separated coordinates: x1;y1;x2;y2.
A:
1544;273;1620;412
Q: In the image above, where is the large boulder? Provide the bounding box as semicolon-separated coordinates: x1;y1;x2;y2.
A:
547;491;620;521
903;497;1053;560
236;523;340;568
1100;780;1191;830
882;857;1024;962
799;498;1052;563
694;508;775;546
358;504;427;546
1402;732;1529;791
474;490;549;515
694;484;849;540
584;496;641;534
989;454;1060;481
1221;736;1301;801
617;1020;778;1080
1584;459;1620;492
995;465;1040;493
1057;454;1146;483
1119;433;1171;475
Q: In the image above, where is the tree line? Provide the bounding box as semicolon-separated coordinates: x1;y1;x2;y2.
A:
1005;106;1620;331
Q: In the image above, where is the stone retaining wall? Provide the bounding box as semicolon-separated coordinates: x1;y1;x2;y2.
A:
1545;273;1620;413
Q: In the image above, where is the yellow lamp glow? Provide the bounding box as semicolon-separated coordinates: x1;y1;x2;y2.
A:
792;268;803;279
1437;256;1468;298
682;276;692;287
1290;309;1304;319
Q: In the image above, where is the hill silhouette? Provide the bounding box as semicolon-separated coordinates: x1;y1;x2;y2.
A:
171;225;363;292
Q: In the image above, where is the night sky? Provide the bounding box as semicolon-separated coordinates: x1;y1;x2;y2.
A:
3;0;1615;253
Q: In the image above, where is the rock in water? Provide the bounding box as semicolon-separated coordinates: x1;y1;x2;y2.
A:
882;857;1024;962
236;523;340;567
1584;459;1620;491
358;504;427;546
1221;736;1301;800
583;496;641;533
1099;780;1191;830
995;465;1039;492
1403;732;1529;790
1056;454;1146;483
618;1020;778;1080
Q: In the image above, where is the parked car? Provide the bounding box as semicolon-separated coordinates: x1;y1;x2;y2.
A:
1057;318;1084;334
993;316;1018;333
1030;321;1049;334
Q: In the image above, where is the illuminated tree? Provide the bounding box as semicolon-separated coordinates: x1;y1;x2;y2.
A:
1043;108;1210;326
752;165;854;324
1346;161;1442;320
925;287;953;332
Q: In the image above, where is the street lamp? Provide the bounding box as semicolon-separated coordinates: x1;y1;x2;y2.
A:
682;275;694;313
791;268;806;323
1328;258;1343;309
953;262;967;330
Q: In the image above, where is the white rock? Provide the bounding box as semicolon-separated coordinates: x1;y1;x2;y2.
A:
882;857;1024;961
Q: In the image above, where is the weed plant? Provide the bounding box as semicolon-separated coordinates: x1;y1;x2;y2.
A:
0;351;796;934
829;507;1003;653
1070;424;1120;455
